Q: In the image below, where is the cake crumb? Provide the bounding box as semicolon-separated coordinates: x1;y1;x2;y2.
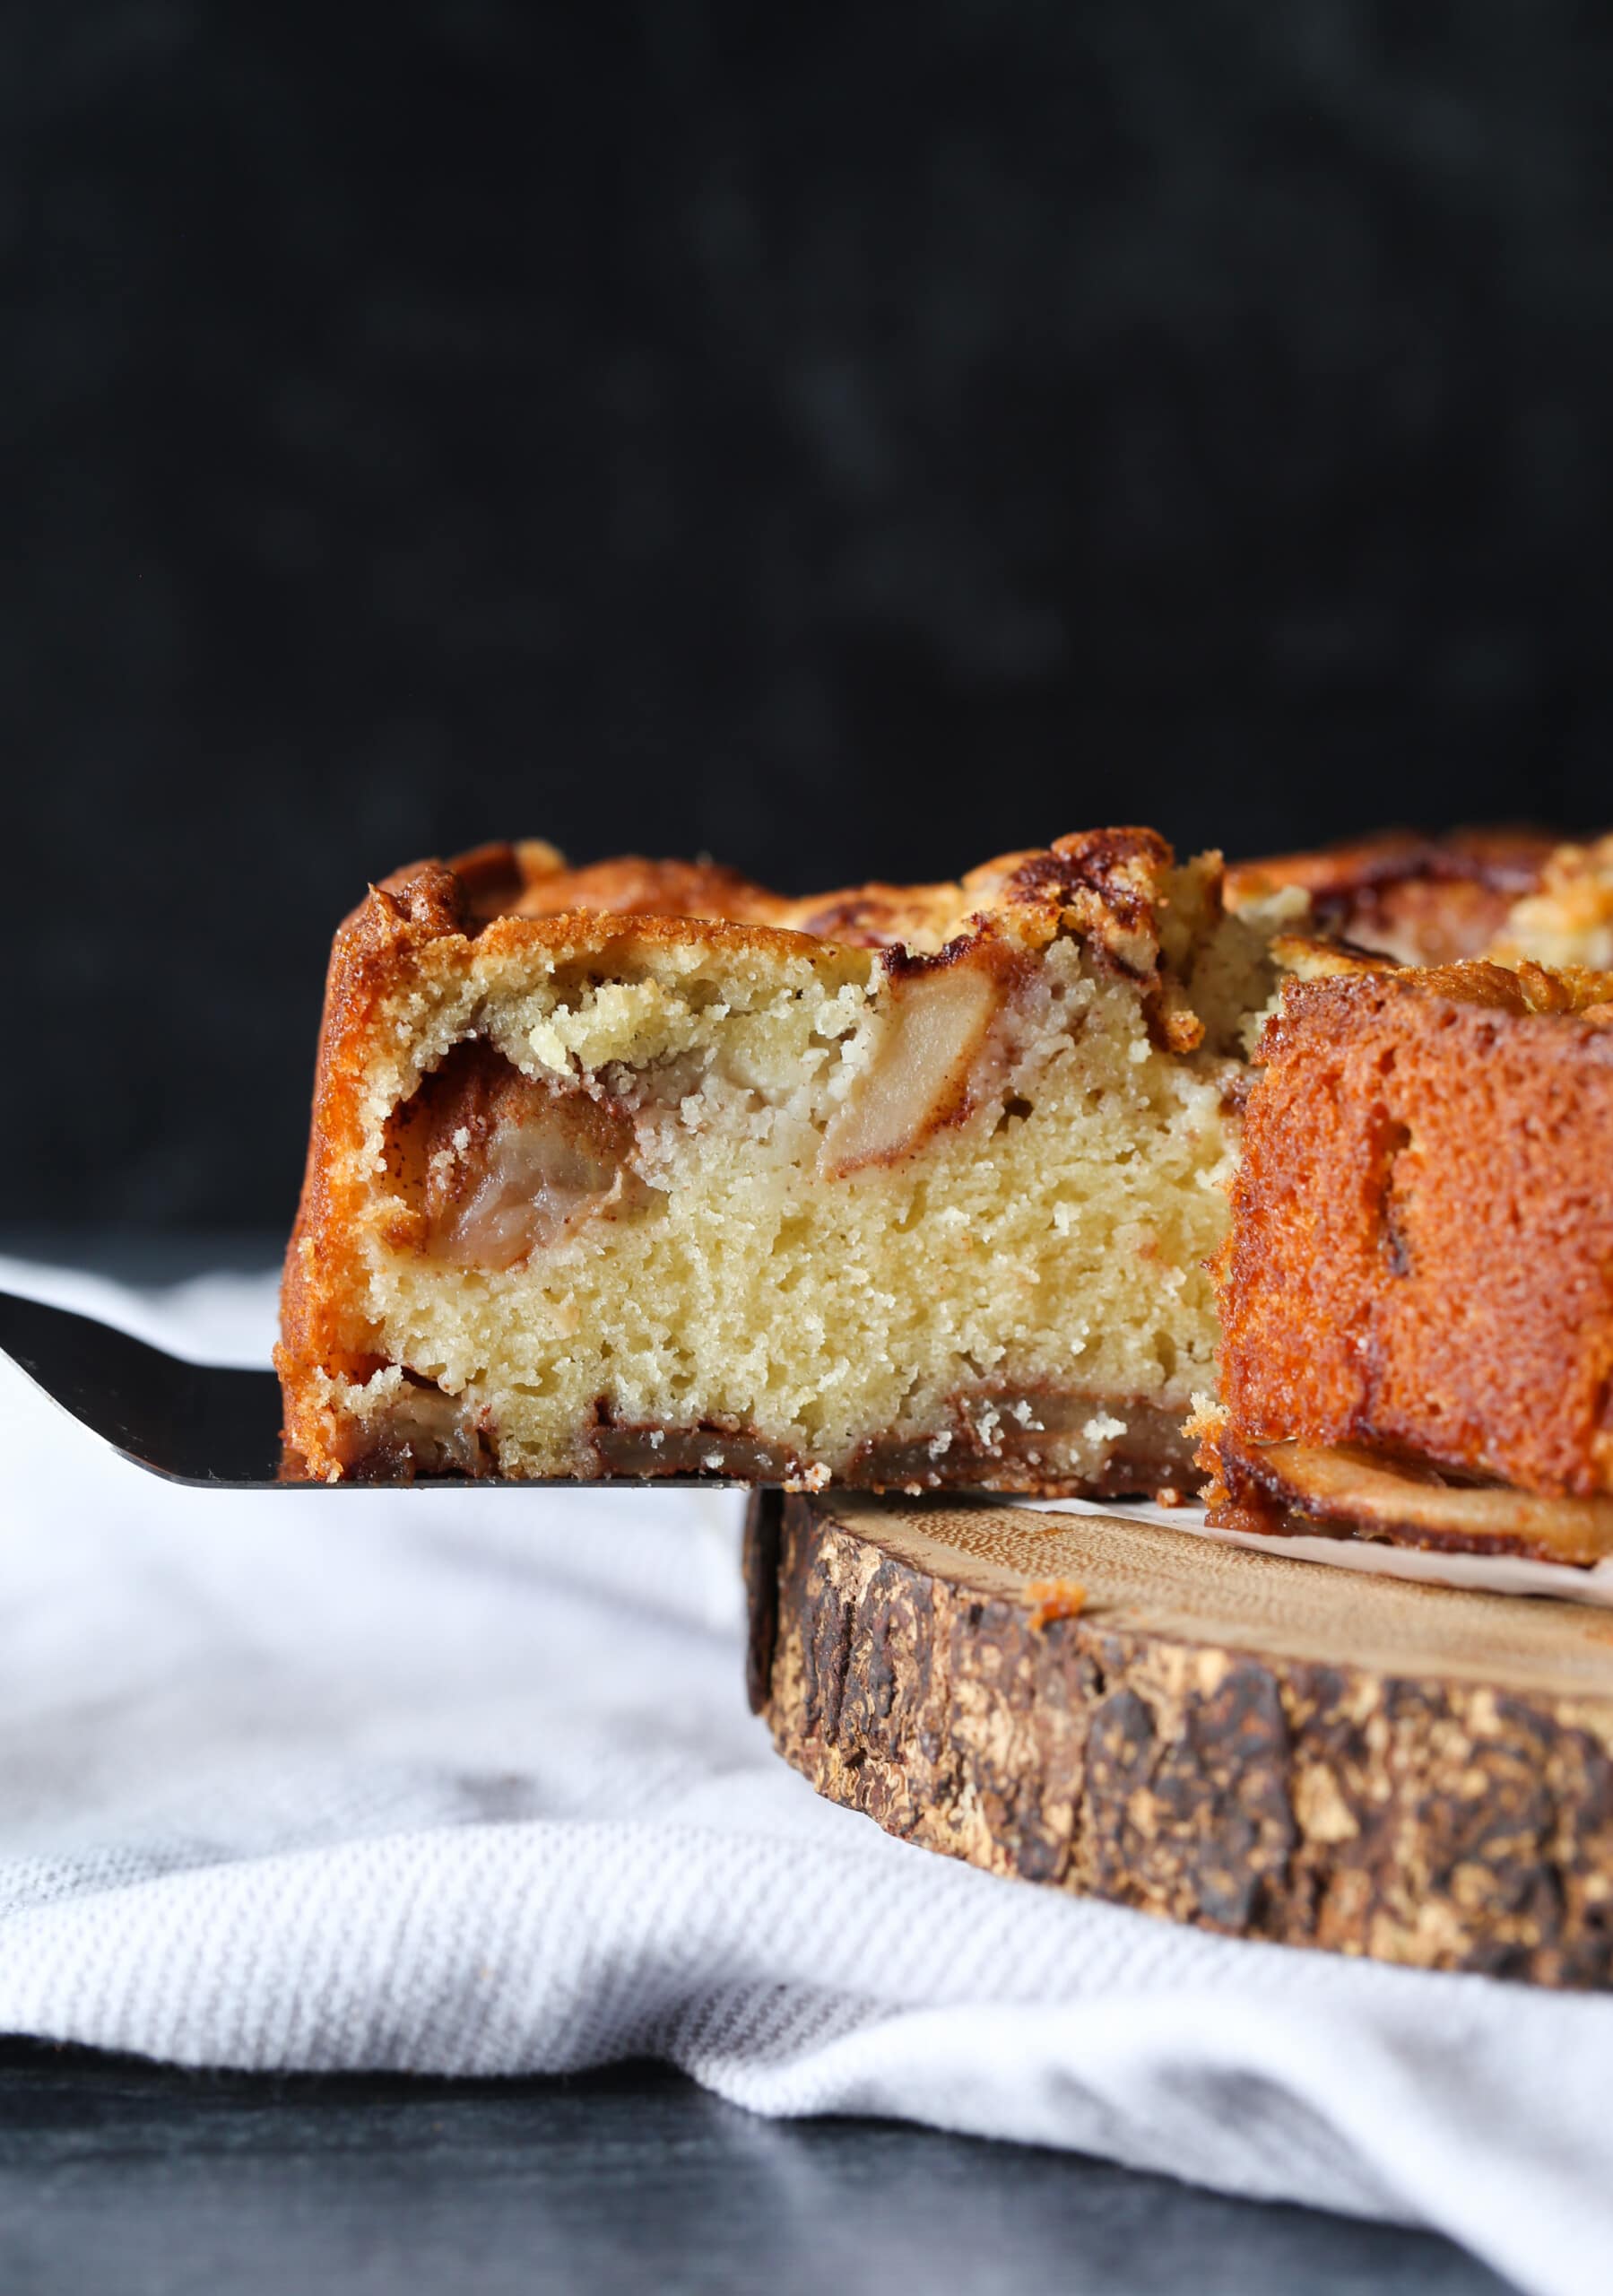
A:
1028;1578;1088;1629
783;1462;831;1492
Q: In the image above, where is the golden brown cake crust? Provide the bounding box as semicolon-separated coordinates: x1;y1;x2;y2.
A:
1215;961;1613;1500
403;824;1191;959
278;828;1227;1483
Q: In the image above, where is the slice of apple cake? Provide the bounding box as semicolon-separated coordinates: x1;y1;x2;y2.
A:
278;830;1283;1490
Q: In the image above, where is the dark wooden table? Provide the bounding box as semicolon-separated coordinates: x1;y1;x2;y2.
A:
0;1231;1517;2294
0;2044;1511;2296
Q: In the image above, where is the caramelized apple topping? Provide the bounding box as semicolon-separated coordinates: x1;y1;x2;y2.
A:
388;1039;646;1270
1217;1431;1613;1566
849;1387;1195;1495
334;1378;492;1482
588;1417;805;1481
821;946;1010;1178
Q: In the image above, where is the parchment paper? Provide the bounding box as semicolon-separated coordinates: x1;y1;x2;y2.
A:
1024;1494;1613;1607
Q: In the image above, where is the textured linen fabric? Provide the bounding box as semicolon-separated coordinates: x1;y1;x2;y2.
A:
1;1260;1609;2296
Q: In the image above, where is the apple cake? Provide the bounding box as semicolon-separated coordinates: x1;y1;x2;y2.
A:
1198;955;1613;1562
278;830;1285;1490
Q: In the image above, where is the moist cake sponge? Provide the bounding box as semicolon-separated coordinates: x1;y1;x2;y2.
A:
278;830;1280;1490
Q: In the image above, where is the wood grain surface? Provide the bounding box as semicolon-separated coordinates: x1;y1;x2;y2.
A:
745;1491;1613;1987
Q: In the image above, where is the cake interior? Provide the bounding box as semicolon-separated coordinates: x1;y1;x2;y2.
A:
297;874;1278;1490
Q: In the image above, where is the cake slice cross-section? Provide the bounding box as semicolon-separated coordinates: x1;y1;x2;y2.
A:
278;830;1281;1492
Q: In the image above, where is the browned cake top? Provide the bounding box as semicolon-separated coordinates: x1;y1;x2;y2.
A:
1226;826;1557;966
408;826;1194;970
1218;961;1613;1497
454;842;788;928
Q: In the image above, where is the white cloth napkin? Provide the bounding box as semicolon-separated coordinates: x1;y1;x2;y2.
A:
2;1258;1609;2296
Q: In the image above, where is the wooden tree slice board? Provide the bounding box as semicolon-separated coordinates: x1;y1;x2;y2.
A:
744;1491;1613;1988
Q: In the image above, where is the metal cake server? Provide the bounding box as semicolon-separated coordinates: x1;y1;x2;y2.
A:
0;1290;739;1490
5;1289;1598;1616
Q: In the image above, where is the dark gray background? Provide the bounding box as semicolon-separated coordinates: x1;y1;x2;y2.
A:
12;3;1612;1227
